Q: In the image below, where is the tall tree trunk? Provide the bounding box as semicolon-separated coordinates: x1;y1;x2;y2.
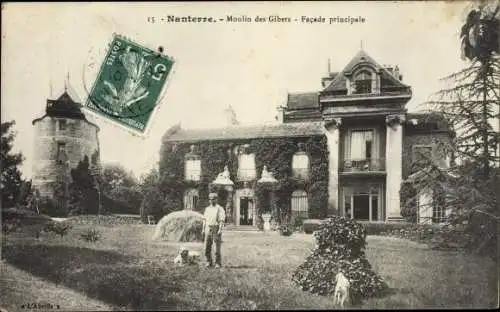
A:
482;72;490;180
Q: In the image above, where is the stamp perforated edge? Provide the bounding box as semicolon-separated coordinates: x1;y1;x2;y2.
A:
82;33;177;139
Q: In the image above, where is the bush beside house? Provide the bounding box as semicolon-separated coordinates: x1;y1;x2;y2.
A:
292;216;388;304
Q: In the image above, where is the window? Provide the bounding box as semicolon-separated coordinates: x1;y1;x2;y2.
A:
56;142;67;164
292;152;310;179
237;153;256;181
354;71;372;94
432;193;446;223
291;190;308;217
350;130;373;160
347;130;374;171
184;189;199;210
58;120;67;131
185;159;201;181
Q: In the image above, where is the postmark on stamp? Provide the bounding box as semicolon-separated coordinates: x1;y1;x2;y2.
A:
84;34;174;135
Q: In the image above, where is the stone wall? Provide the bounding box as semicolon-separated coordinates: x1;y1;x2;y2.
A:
32;117;100;199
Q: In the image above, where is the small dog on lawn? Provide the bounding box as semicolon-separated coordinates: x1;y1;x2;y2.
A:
333;271;350;308
173;246;201;266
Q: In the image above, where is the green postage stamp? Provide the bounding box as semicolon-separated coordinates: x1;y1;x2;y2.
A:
84;34;174;135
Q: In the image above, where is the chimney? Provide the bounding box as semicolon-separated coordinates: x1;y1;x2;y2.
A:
393;65;400;80
276;106;285;123
223;105;239;126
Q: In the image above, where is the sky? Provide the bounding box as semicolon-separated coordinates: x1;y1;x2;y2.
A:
2;1;477;180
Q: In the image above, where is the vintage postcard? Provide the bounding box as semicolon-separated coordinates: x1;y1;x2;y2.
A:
1;1;498;311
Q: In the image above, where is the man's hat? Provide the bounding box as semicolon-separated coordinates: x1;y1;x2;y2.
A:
209;192;218;199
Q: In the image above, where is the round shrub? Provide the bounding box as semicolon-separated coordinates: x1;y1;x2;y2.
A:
292;216;388;304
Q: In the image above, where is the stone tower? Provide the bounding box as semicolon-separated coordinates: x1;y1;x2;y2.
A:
31;90;100;215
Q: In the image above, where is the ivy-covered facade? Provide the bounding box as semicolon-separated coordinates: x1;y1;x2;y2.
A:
160;50;453;227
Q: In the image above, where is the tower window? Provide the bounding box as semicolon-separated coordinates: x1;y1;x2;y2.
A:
58;120;67;131
57;142;67;164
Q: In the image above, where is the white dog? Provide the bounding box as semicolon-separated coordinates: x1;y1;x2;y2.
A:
173;246;201;266
333;272;350;308
312;231;320;249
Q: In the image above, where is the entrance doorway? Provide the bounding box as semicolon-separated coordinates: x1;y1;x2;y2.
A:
343;184;381;221
239;197;254;226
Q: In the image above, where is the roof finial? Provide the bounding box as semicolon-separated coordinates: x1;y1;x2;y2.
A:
327;58;331;74
64;71;69;91
361;40;364;50
49;77;53;98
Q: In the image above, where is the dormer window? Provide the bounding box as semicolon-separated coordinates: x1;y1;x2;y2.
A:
354;70;372;94
185;145;201;181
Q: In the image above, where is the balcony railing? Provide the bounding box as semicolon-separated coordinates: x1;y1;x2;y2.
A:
341;158;386;173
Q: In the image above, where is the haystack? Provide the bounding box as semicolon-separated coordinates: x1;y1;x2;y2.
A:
152;210;204;242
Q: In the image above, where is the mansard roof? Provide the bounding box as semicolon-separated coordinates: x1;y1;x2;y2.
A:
286;92;320;110
285;50;412;111
163;121;325;143
46;91;86;119
322;50;411;93
405;112;453;134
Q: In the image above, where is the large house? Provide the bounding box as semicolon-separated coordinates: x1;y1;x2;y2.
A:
161;50;453;227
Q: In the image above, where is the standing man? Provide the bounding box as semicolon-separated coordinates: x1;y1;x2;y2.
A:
202;192;226;268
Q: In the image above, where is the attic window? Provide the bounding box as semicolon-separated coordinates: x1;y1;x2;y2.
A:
354;70;372;94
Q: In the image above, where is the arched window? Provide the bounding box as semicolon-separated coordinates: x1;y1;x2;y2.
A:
184;188;199;210
354;70;372;94
291;190;308;217
292;152;310;179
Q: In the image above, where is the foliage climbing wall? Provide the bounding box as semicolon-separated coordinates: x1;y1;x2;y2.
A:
159;135;329;222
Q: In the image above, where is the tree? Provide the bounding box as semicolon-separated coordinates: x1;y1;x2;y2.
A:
138;167;160;195
108;185;143;213
1;121;25;208
68;156;98;215
434;1;500;179
101;163;138;194
139;187;167;223
408;2;500;257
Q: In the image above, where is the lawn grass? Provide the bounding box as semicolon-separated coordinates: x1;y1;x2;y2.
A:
1;224;498;310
